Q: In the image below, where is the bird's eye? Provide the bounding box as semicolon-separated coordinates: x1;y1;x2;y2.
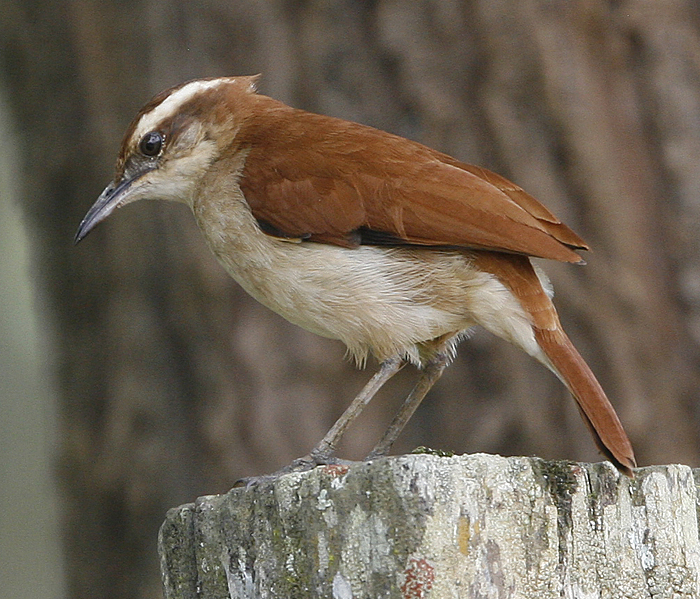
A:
139;131;164;157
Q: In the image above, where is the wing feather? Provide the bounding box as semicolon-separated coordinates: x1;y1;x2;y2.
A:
237;96;587;262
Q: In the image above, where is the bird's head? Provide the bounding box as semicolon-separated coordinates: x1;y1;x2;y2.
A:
75;76;259;243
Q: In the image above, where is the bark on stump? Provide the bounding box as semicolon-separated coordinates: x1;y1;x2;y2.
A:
159;454;700;598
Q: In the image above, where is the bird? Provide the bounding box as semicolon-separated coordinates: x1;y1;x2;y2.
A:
75;75;636;477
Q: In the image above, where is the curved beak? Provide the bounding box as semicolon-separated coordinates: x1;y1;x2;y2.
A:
75;179;133;244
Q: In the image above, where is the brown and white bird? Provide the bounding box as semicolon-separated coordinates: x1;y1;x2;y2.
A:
75;76;636;476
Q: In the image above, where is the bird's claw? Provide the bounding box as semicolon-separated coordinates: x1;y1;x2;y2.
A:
233;453;353;489
233;458;314;489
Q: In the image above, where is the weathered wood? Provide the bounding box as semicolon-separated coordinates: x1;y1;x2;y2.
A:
158;454;700;598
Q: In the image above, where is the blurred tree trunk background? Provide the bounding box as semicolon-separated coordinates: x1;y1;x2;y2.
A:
2;1;700;598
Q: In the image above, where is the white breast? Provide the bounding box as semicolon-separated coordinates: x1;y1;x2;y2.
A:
192;179;541;367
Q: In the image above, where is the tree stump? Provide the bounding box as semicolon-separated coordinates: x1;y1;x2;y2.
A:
159;454;700;598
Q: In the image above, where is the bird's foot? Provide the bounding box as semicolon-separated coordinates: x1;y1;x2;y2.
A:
364;445;392;462
364;449;383;461
234;452;353;488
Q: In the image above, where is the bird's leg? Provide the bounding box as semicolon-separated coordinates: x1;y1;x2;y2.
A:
366;349;450;460
236;356;404;487
307;356;405;464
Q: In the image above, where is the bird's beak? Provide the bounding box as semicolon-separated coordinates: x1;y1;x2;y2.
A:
75;177;138;244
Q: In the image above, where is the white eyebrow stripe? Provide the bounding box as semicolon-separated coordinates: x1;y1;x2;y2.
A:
132;78;229;143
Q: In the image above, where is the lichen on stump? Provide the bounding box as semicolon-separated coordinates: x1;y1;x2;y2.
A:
159;454;700;598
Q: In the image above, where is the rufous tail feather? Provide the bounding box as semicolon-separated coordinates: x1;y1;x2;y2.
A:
534;326;636;476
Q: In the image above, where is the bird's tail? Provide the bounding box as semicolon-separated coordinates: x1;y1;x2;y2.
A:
533;325;636;476
472;251;636;476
